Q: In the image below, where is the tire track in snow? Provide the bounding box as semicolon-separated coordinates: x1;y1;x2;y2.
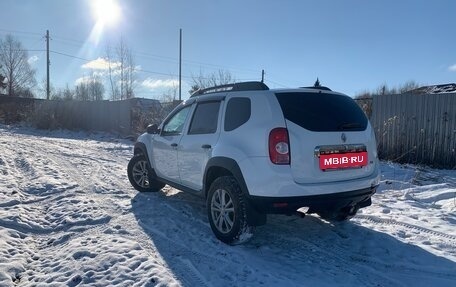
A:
23;135;193;285
307;215;456;281
131;192;240;286
254;213;456;285
355;215;456;243
135;187;407;286
0;135;114;232
136;222;211;287
250;228;401;287
306;218;456;282
0;155;9;176
0;216;111;235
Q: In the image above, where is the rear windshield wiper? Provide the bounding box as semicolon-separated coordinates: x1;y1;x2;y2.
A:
338;122;363;130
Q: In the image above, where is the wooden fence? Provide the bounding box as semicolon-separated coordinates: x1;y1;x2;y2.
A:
371;93;456;169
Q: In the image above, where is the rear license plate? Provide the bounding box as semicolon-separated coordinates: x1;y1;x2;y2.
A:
319;152;368;170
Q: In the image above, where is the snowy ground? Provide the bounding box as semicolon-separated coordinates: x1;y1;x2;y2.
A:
0;125;455;287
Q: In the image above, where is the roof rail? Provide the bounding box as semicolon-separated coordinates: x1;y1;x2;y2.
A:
191;81;269;97
301;86;332;91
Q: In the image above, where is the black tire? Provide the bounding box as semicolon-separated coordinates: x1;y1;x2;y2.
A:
127;154;165;192
207;176;254;244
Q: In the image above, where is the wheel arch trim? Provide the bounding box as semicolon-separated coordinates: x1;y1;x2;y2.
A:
133;142;157;177
203;157;249;198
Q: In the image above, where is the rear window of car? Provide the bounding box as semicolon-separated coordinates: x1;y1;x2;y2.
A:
224;97;251;131
275;92;368;132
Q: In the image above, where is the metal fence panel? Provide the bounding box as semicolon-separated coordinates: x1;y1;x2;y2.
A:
372;93;456;169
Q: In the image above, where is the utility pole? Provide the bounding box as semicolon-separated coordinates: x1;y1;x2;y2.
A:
179;29;182;101
261;69;265;83
46;30;50;100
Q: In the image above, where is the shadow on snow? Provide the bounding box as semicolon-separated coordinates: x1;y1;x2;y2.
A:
131;189;456;287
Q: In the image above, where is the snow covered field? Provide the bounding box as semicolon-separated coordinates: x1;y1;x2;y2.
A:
0;125;455;287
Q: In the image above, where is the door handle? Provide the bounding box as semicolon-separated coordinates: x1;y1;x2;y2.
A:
201;144;211;149
171;143;178;147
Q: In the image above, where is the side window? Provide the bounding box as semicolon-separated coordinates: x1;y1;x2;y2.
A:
188;101;221;135
162;105;191;135
224;97;251;131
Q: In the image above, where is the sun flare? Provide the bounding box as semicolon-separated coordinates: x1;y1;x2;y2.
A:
92;0;121;26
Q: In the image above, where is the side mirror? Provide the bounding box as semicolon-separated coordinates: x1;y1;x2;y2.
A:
147;124;160;134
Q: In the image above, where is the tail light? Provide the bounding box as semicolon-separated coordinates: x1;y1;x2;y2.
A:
269;128;290;165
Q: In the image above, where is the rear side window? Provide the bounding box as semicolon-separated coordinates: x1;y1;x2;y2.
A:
275;92;367;132
188;101;221;134
224;98;251;131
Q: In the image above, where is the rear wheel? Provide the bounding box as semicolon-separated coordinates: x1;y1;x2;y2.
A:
127;154;165;192
207;176;254;244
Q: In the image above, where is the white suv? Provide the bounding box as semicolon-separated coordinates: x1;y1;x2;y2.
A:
127;81;381;244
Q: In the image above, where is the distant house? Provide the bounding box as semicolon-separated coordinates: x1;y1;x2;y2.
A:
408;83;456;94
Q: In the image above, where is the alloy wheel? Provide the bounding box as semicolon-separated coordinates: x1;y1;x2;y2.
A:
210;189;235;234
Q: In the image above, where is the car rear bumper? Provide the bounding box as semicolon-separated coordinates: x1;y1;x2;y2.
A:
248;185;377;214
239;156;381;197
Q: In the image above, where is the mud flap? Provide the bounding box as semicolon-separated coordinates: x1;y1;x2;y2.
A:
246;199;267;226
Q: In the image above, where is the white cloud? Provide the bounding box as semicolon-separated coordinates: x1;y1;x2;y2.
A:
75;76;91;85
449;64;456;72
82;57;120;70
28;55;39;65
92;71;106;78
142;78;179;90
75;74;106;85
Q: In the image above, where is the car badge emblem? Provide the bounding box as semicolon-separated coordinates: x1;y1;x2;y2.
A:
341;133;347;143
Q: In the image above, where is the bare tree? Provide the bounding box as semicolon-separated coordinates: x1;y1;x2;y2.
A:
53;84;74;101
354;92;373;118
75;81;89;101
88;74;104;101
37;78;56;99
62;85;74;100
376;84;395;96
159;82;179;102
125;50;135;99
398;81;420;94
189;69;235;94
75;75;104;101
106;37;136;100
106;46;119;100
0;66;6;91
371;81;421;96
0;34;36;96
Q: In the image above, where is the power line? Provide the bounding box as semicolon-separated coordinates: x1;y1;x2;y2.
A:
2;29;288;87
51;48;275;83
0;28;42;37
50;50;92;62
2;28;260;77
50;49;192;79
7;49;46;52
52;35;85;46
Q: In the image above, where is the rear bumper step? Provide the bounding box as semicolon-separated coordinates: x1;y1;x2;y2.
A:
248;186;377;214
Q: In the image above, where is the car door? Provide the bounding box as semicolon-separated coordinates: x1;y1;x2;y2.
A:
152;105;192;184
178;100;222;191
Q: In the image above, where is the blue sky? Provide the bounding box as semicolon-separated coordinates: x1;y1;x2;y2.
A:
2;0;456;100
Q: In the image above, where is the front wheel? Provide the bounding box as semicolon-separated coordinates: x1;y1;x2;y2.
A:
207;176;254;244
127;154;165;192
